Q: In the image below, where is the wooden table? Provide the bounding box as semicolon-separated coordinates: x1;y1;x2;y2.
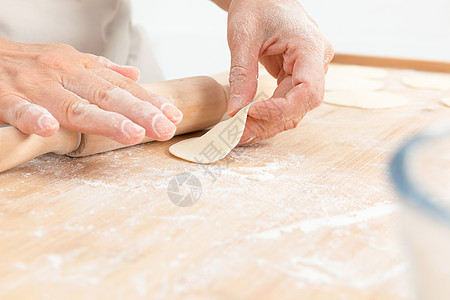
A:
0;63;449;299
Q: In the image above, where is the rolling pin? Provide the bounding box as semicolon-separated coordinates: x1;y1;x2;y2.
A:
0;75;277;173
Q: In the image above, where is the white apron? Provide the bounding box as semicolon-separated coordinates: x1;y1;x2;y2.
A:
0;0;163;83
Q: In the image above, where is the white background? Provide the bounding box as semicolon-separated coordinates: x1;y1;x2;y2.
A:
131;0;450;80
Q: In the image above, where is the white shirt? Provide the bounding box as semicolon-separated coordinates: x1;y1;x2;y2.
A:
0;0;163;82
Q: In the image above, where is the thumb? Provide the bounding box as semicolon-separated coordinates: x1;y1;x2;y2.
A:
227;42;260;116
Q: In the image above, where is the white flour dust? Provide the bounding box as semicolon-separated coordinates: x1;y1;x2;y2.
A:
0;132;411;298
246;202;397;240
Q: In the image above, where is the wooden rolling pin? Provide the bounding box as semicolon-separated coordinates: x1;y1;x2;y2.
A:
0;75;277;173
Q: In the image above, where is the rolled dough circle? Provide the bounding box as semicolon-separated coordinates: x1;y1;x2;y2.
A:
325;76;384;91
324;91;409;109
403;74;450;91
327;65;389;79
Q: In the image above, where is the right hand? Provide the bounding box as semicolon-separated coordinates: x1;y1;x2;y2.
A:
0;38;183;145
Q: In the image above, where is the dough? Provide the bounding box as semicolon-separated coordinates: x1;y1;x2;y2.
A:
443;97;450;107
169;104;251;164
327;65;389;79
324;91;409;109
403;74;450;90
325;76;384;91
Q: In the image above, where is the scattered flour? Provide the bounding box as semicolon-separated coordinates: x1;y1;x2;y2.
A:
246;202;397;240
46;255;63;270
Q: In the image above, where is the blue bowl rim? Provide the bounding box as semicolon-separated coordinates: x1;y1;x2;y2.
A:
390;124;450;223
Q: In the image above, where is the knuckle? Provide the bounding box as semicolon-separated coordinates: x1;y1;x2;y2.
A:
310;87;324;109
229;66;254;84
91;68;148;100
131;102;158;120
84;54;102;68
52;43;75;52
92;87;115;106
12;102;28;126
37;44;77;70
63;101;89;125
123;83;149;100
129;101;146;115
303;83;324;111
284;117;302;131
37;51;67;70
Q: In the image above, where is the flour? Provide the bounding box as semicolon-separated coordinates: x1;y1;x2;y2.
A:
149;215;206;222
33;229;45;238
1;146;412;299
246;202;397;240
0;104;415;298
258;256;409;290
46;255;63;270
14;262;28;270
219;157;296;181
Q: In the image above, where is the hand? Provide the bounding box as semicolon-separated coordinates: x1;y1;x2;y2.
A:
225;0;334;145
0;38;183;145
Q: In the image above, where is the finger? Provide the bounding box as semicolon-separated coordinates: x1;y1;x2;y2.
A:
248;75;294;121
0;94;59;136
241;54;325;144
98;56;141;82
227;29;260;115
250;57;325;123
39;84;146;145
323;39;335;66
239;116;302;146
238;116;276;145
62;70;176;141
90;68;183;124
248;86;313;123
291;55;326;112
291;45;326;92
260;55;284;80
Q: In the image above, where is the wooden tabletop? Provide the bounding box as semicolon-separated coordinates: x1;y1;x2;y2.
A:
0;64;449;299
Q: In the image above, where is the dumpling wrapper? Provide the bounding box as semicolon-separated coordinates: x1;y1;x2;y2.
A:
324;91;409;109
325;76;384;91
403;74;450;91
169;104;252;164
327;65;389;79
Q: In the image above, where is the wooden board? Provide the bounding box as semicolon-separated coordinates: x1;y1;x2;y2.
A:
333;53;450;73
0;63;449;299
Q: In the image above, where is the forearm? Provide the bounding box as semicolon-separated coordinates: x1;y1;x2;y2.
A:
210;0;232;11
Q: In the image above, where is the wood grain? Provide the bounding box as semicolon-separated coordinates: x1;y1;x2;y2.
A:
0;63;449;299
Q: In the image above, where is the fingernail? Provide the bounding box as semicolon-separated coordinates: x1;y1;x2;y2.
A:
37;115;59;131
241;135;256;145
152;114;176;138
121;120;145;138
227;95;242;115
160;103;183;124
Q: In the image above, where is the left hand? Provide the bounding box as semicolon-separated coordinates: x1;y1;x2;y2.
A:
225;0;334;145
